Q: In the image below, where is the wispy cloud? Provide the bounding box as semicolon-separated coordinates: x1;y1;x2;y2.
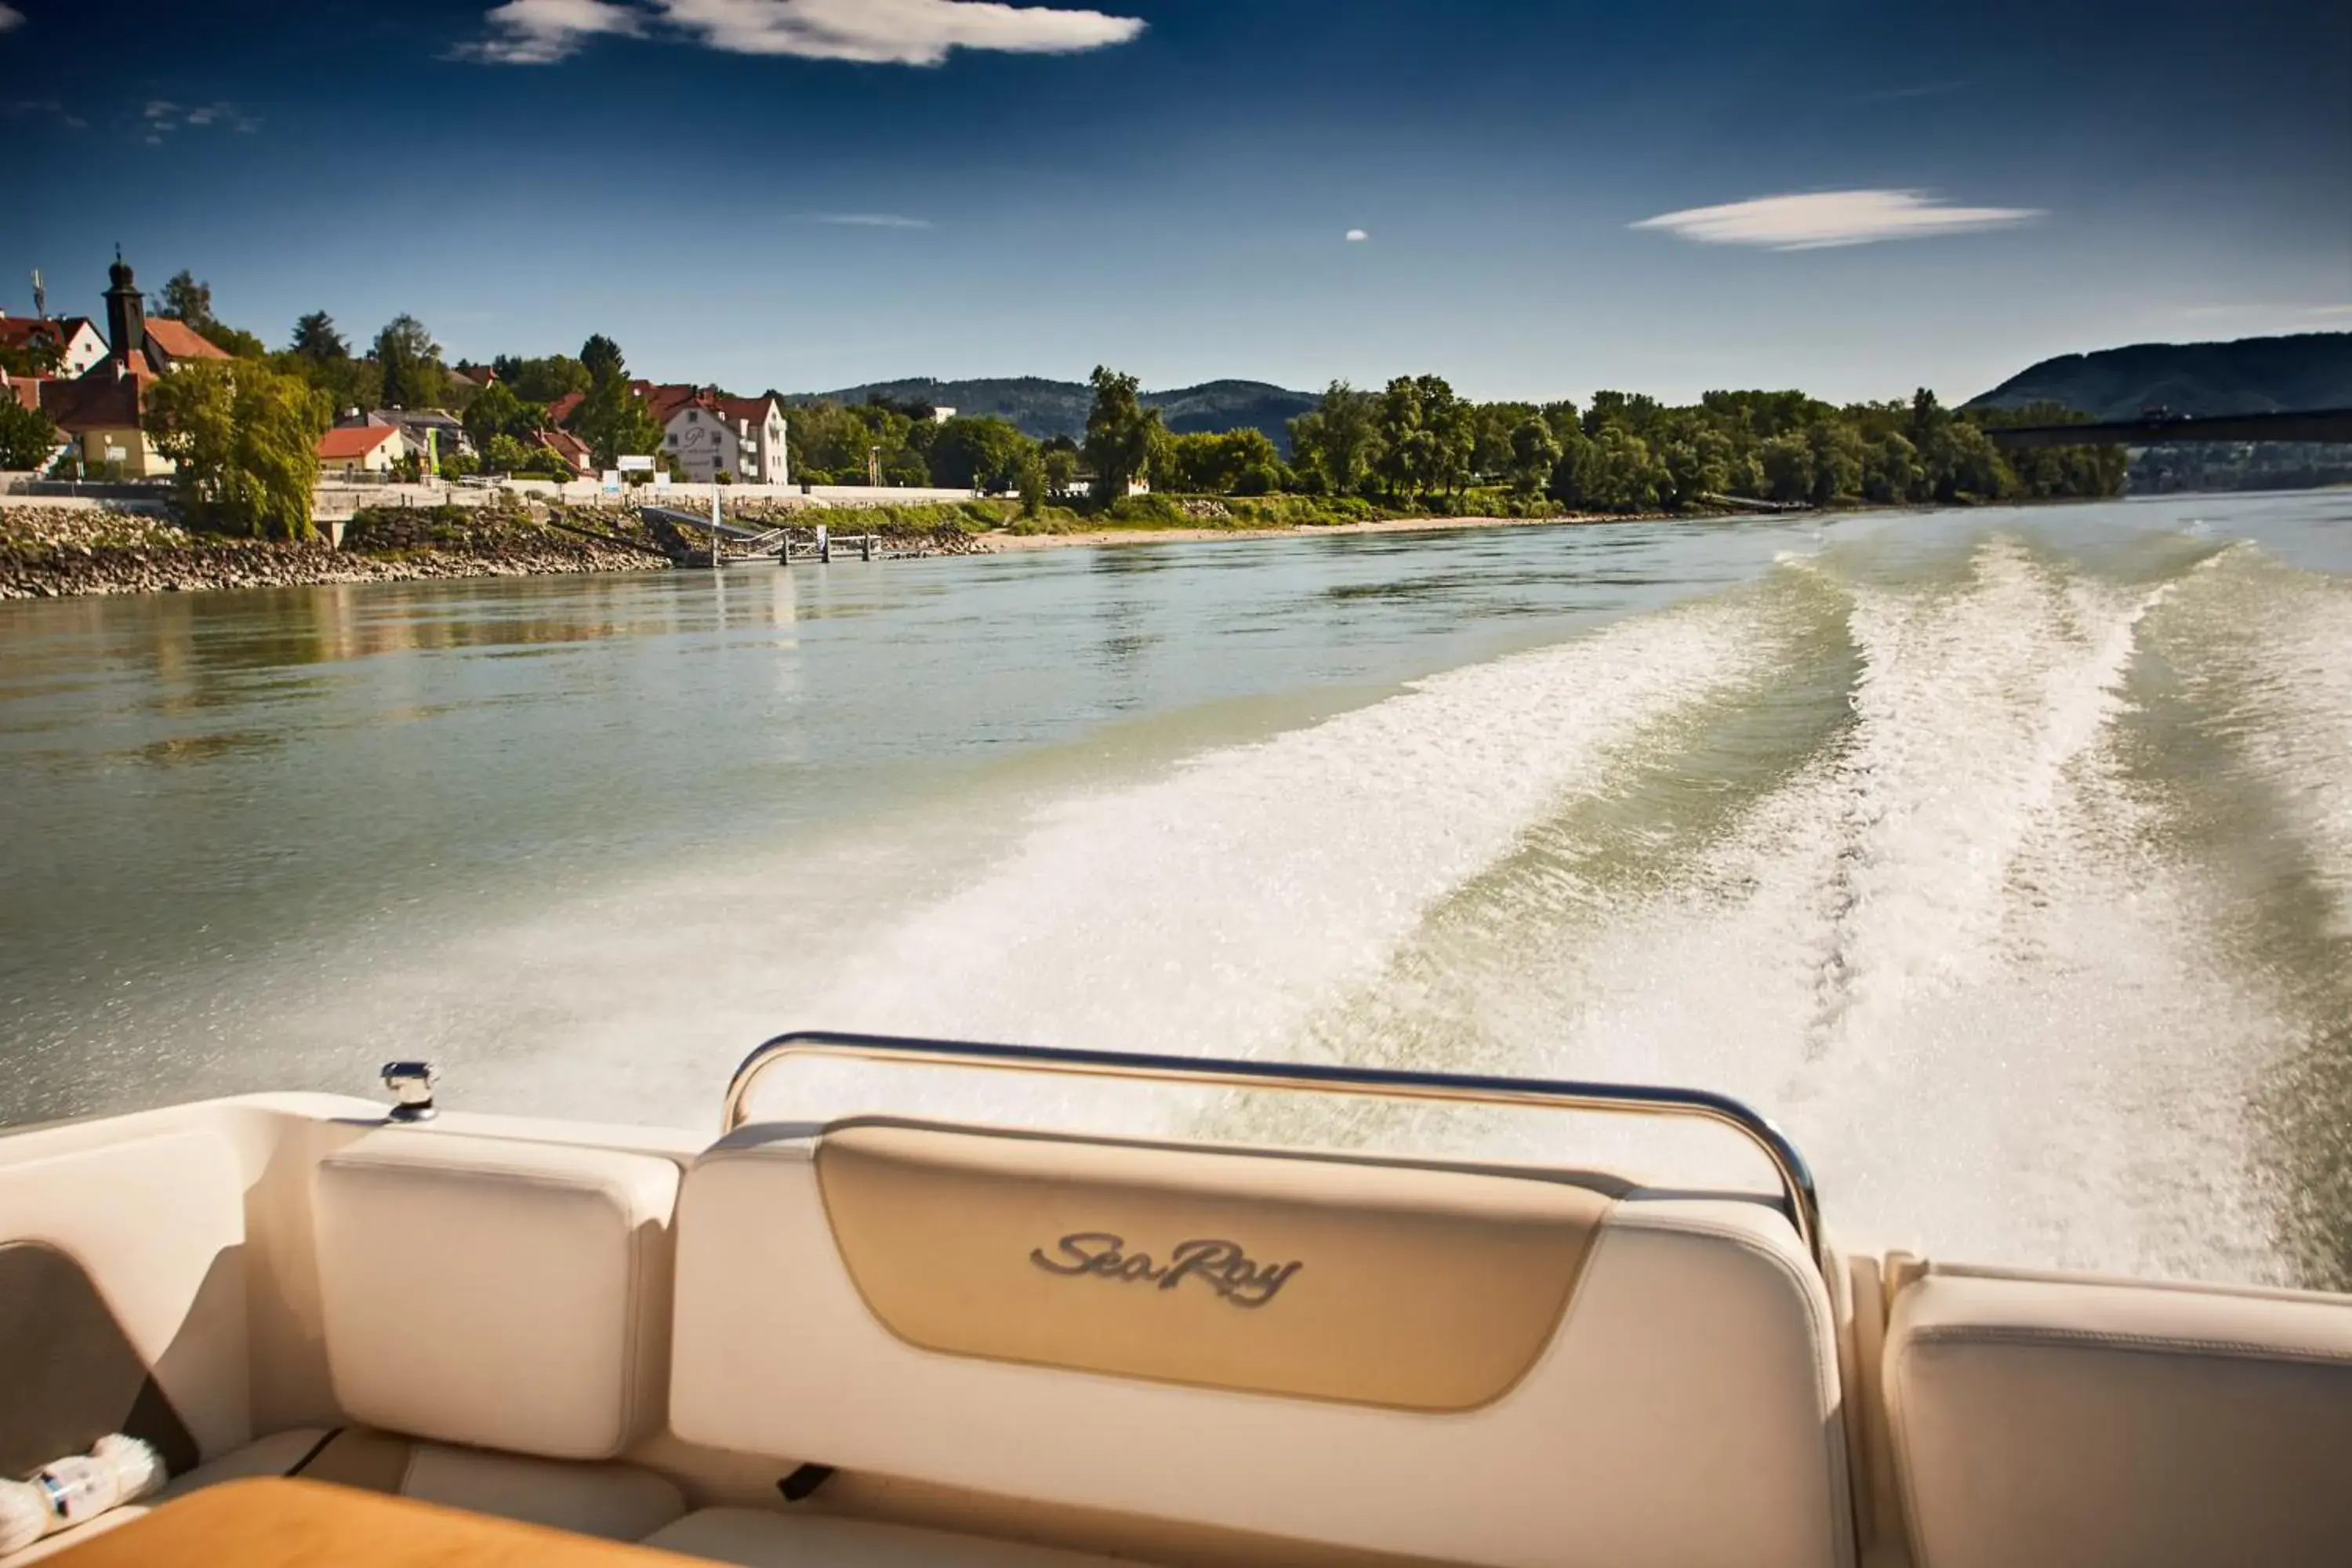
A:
5;97;89;129
140;98;260;143
803;212;935;228
0;5;24;34
462;0;1145;66
1345;228;1369;242
1632;189;2042;250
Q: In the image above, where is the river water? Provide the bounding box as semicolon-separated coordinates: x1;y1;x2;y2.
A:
5;493;2349;1287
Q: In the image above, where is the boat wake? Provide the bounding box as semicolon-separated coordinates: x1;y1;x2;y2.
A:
752;528;2352;1287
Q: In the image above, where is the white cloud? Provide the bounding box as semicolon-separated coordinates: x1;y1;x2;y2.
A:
1632;189;2043;250
460;0;644;63
662;0;1142;62
1345;228;1368;242
139;98;260;138
805;212;934;228
462;0;1143;65
0;5;25;33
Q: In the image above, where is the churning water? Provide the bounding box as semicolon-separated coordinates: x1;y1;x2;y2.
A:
5;493;2349;1287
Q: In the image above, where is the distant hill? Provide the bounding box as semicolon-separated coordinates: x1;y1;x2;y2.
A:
1966;332;2352;421
793;376;1320;450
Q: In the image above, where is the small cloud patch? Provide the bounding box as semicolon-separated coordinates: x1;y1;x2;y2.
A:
1632;189;2042;250
0;5;25;32
1345;228;1369;242
140;98;260;142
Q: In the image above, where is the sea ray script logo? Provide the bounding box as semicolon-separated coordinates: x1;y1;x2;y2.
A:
1029;1232;1302;1308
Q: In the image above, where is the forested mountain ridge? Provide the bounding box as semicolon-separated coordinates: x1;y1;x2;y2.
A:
1965;333;2352;421
794;376;1317;447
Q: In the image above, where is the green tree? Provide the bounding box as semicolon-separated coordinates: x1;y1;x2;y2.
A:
1043;447;1080;499
144;360;329;540
484;433;535;474
0;398;61;470
1288;381;1382;496
494;354;591;404
1759;433;1816;504
1507;417;1563;499
1083;366;1163;503
289;311;348;363
1163;428;1281;495
928;416;1036;492
463;379;546;456
1018;452;1047;519
373;314;445;409
153;270;215;331
579;335;625;385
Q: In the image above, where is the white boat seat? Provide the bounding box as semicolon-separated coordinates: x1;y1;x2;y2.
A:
312;1128;681;1461
1885;1267;2352;1568
671;1119;1854;1568
642;1508;1132;1567
154;1426;687;1541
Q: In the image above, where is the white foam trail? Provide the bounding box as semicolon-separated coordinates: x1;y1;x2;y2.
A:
742;594;1784;1123
2172;553;2352;935
1375;536;2284;1280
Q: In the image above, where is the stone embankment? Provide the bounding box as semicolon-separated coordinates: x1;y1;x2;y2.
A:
0;506;661;601
0;502;1000;600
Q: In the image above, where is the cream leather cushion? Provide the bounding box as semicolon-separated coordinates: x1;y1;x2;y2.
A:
1886;1269;2352;1568
314;1131;678;1461
643;1508;1126;1567
155;1428;685;1542
671;1125;1852;1568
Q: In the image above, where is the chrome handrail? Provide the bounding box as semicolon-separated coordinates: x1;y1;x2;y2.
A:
720;1030;1826;1272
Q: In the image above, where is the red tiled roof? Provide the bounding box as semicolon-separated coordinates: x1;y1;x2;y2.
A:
546;390;586;426
40;357;157;432
643;383;706;425
317;426;401;460
0;316;100;359
535;428;592;471
144;319;230;361
716;394;781;429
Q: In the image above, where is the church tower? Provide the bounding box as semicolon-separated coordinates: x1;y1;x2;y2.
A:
103;249;145;368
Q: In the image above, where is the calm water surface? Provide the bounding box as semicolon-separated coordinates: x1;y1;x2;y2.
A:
5;494;2349;1287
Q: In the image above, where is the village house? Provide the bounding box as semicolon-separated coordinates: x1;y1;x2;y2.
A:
37;255;230;478
534;427;593;476
337;407;469;465
544;380;789;481
0;314;108;378
315;424;409;480
659;388;789;483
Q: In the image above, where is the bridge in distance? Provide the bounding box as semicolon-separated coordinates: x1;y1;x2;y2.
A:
1986;408;2352;450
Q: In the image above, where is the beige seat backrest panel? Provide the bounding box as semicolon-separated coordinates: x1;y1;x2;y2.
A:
0;1130;252;1473
673;1123;1853;1568
313;1129;679;1462
1886;1268;2352;1568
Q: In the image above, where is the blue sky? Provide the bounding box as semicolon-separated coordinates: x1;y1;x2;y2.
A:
2;0;2346;404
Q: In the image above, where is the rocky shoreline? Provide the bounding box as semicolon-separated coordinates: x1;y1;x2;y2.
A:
0;506;662;601
0;503;1001;601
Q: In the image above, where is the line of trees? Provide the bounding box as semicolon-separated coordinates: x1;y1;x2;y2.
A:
779;369;2125;514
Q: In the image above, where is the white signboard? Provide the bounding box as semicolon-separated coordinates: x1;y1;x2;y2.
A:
103;445;129;463
616;455;656;473
601;470;622;495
